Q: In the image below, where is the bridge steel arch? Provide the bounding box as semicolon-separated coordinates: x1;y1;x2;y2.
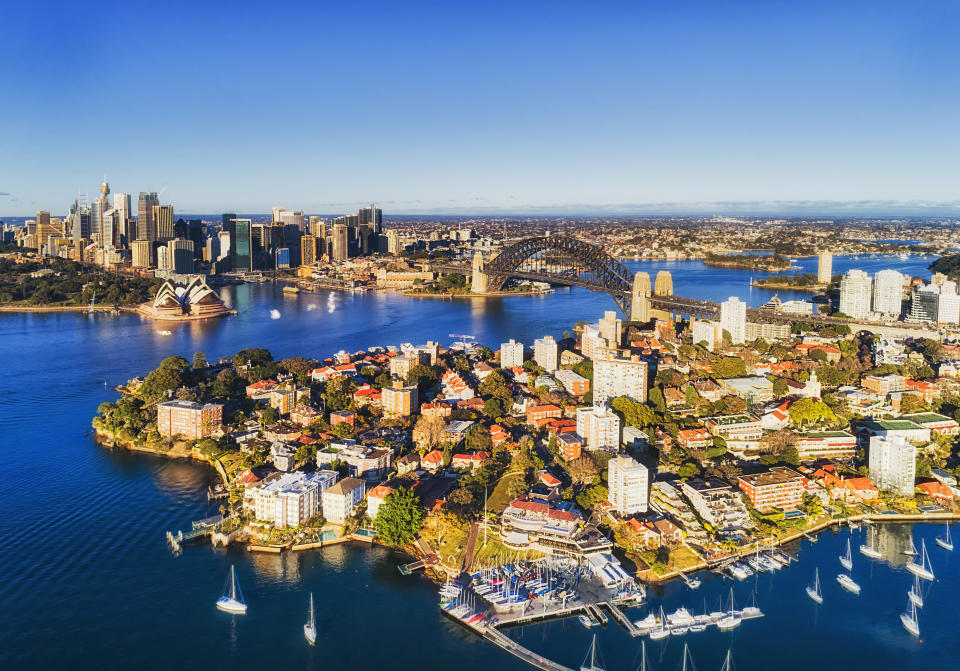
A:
484;235;635;314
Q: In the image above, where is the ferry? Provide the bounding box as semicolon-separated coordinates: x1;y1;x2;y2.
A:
282;285;301;295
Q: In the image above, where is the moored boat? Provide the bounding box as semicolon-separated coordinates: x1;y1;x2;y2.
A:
216;565;248;615
806;568;823;604
836;573;861;595
303;593;317;645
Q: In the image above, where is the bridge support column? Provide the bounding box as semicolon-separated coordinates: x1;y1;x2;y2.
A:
630;272;651;323
471;251;488;293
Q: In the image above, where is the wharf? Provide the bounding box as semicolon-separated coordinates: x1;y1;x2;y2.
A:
484;627;576;671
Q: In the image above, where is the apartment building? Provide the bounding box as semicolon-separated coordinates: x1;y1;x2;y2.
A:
607;455;649;515
576;405;621;452
156;400;223;439
321;477;366;524
253;470;338;527
738;467;804;511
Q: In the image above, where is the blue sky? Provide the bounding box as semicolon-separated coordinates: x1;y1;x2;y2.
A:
1;1;958;216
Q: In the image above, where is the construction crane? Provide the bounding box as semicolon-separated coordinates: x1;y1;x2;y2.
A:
448;333;476;352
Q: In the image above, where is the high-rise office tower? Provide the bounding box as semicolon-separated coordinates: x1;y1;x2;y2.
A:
300;234;316;267
228;218;252;271
71;200;92;243
153;204;174;241
331;223;349;261
720;296;747;344
137;192;159;242
90;181;111;247
872;269;904;317
167;239;195;274
839;269;872;319
359;204;382;234
386;229;401;255
114;193;132;244
131;240;152;268
309;218;326;239
35;210;51;251
100;208;118;251
817;251;833;283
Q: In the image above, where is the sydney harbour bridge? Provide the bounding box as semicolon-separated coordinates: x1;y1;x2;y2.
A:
433;234;853;327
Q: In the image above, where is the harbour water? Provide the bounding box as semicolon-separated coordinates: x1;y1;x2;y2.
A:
0;253;949;670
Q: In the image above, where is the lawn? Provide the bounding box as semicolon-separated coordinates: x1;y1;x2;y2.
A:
486;471;525;514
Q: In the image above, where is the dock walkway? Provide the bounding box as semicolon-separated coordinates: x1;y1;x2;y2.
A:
603;601;639;637
485;627;576;671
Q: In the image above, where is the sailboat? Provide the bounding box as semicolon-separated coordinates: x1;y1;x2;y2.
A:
936;523;953;552
580;634;605;671
216;565;247;614
648;605;670;641
900;599;920;637
304;593;317;645
908;575;923;609
716;589;741;631
806;568;823;604
903;536;919;557
88;289;96;314
906;540;935;581
636;641;650;671
839;538;853;571
859;527;881;560
720;649;733;671
680;644;696;671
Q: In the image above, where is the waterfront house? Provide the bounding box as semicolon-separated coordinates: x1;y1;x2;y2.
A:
322;477;366;524
252;470;338;528
366;484;395;518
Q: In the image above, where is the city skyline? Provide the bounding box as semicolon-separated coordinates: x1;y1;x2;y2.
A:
2;2;960;217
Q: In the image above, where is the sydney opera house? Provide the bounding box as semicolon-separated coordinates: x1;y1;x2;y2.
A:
137;278;235;321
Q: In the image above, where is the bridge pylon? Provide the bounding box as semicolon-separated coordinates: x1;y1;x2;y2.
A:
471;251;488;293
630;271;651;323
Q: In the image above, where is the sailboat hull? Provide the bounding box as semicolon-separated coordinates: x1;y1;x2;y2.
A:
836;574;860;594
908;591;923;609
304;624;317;645
805;586;823;604
216;597;248;614
900;614;920;637
839;557;852;571
935;538;953;552
905;563;934;580
858;545;881;560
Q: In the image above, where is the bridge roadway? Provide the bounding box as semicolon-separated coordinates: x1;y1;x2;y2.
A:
433;262;939;333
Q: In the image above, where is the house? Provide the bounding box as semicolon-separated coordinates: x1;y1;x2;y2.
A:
795;343;842;362
353;386;382;408
457;397;485;413
321;477;366;524
676;427;712;450
841;476;880;501
421;450;444;471
916;480;955;501
441;370;475;401
245;379;278;399
663;387;687;408
760;401;791;430
795;431;857;459
718;377;774;403
270;441;297;472
290;404;322;427
366;484;395;518
395;452;420;475
473;361;496;380
421;401;453;420
626;516;684;546
451;451;490;470
540;471;562;488
444;420;475;445
693;379;722;402
490;424;510;445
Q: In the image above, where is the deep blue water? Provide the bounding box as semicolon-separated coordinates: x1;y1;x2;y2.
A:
0;254;947;670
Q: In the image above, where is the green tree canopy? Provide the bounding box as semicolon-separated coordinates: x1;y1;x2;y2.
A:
233;348;274;367
610;397;657;427
787;398;836;428
373;487;426;546
712;357;747;379
158;355;191;371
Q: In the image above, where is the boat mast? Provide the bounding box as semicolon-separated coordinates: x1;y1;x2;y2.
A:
230;566;236;601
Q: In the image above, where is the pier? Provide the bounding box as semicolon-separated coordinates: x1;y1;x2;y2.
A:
484;627;576;671
602;601;640;637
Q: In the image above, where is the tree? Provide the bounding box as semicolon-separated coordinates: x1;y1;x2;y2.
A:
810;349;828;363
466;425;493;453
610;397;657;427
780;446;800;466
332;422;354;438
575;484;609;512
261;406;279;425
649;387;666;413
677;461;700;480
772;378;789;398
900;394;926;414
158;355;191;371
279;357;315;380
373;487;426;546
233;348;273;367
787;398;836;428
684;384;700;407
413;415;447;452
483;396;507;418
406;364;437;389
192;351;208;369
140;367;185;402
712;357;747;379
475;346;494;360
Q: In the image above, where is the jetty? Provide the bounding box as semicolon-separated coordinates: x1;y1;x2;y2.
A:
484;627;576;671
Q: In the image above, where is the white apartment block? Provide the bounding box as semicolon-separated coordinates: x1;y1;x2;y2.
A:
938;288;960;324
534;335;558;372
868;435;916;496
872;269;904;317
593;355;647;405
720;296;746;344
500;339;525;368
692;319;722;352
576;405;621;452
839;269;872;319
253;470;338;528
817;251;832;283
321;477;366;524
607;455;649;515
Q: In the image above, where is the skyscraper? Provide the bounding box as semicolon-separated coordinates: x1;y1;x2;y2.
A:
817;251;833;283
91;181;111;248
137;192;159;242
720;296;746;344
228;218;252;271
359;204;382;234
909;284;939;323
35;210;51;252
839;269;872;319
153;204;174;241
331;223;349;262
131;240;152;268
872;269;904;317
868;435;916;495
167;239;195;274
300;234;316;267
114;193;132;244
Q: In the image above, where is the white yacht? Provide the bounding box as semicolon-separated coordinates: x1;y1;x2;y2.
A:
859;528;881;560
906;540;934;581
839;538;853;571
936;523;953;552
900;599;920;637
304;593;317;645
908;575;923;609
836;573;861;595
216;565;248;615
648;606;670;641
580;634;605;671
806;568;823;604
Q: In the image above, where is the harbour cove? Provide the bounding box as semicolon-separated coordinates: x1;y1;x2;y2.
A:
0;253;956;671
